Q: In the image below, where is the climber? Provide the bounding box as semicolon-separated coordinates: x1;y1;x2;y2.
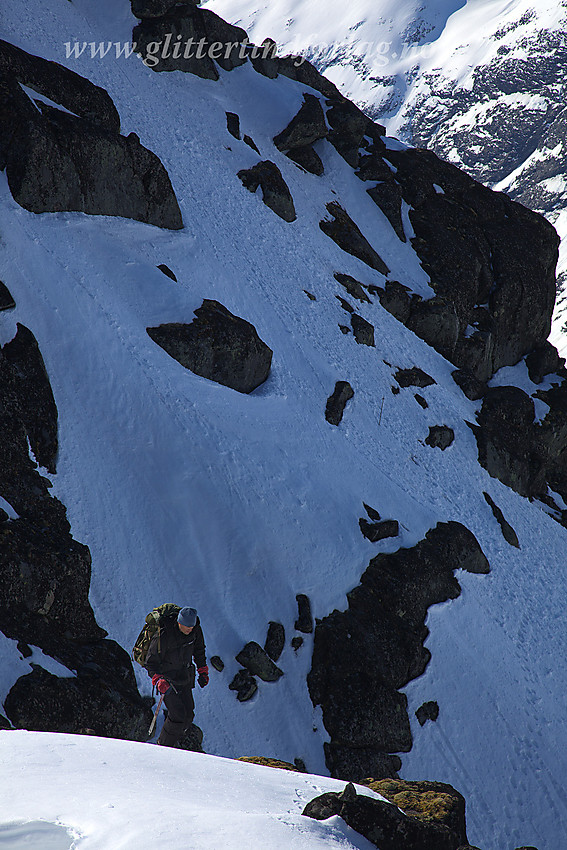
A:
144;606;209;748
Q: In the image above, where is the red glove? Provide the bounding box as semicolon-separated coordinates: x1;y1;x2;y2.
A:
151;674;170;694
197;666;209;688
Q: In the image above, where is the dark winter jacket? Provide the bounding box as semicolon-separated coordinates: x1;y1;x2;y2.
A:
145;616;206;688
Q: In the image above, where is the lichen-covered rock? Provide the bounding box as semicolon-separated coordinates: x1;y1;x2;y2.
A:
238;160;296;222
303;782;461;849
325;381;354;426
235;641;283;682
363;778;468;847
238;756;302;772
147;300;273;394
320;203;389;274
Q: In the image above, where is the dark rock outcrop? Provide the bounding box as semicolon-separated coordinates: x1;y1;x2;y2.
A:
273;93;328;153
483;492;520;548
286;145;324;176
0;327;151;739
351;314;375;346
415;701;440;726
210;655;224;672
5;663;151;741
295;594;313;634
264;622;285;662
425;425;455;451
0;39;120;131
235;641;283;682
2;324;58;473
1;44;182;229
157;264;177;282
359;519;399;542
133;6;248;77
131;0;187;18
384;148;559;375
303;781;464;849
526;342;563;384
147;300;273;394
406;297;460;362
229;668;257;701
320;202;390;274
325;381;354;425
452;370;487;401
238;160;296;222
394;367;435;389
307;522;489;780
334;273;371;303
226;111;241;140
0;281;15;311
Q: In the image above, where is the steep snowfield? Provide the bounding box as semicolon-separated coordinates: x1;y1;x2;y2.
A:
0;731;380;849
1;2;567;848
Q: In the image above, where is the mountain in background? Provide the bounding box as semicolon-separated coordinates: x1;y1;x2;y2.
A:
204;0;567;351
1;0;567;847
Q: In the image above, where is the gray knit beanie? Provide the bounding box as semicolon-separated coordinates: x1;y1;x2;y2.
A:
177;606;198;627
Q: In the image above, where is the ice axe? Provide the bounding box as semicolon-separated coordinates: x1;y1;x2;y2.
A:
148;692;165;738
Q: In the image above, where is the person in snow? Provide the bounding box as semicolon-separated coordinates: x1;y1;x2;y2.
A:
145;606;209;747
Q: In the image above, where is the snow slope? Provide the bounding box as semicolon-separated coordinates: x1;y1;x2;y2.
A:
0;731;380;849
1;2;567;848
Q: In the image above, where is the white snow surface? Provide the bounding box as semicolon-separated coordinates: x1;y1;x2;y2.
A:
0;2;567;849
0;731;381;849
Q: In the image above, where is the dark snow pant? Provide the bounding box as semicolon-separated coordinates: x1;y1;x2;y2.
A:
157;684;195;748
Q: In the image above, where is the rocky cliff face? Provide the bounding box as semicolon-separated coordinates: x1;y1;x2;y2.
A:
0;3;561;845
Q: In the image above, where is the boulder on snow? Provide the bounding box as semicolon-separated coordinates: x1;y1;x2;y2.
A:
415;701;439;726
264;622;285;662
320;202;389;274
210;655;224;672
238;160;297;222
226;111;241;140
273;93;328;152
229;668;258;701
157;264;177;282
359;518;399;542
377;281;412;324
394;367;435;389
0;39;120;132
303;781;462;849
147;300;273;394
351;314;375;347
325;381;354;426
425;425;455;451
295;594;313;634
235;642;283;682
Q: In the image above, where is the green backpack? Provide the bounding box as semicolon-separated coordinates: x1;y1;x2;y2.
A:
132;603;181;666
